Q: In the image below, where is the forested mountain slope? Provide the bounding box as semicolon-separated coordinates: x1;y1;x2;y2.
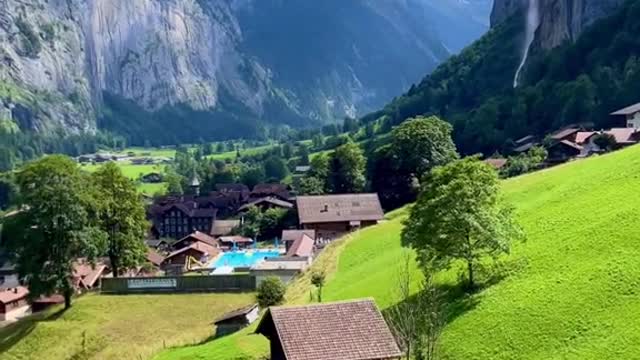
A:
0;0;490;145
365;0;634;155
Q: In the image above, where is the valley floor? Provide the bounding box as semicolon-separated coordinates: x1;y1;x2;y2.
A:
3;145;640;360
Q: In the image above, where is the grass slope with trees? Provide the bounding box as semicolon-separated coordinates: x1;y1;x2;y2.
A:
363;0;640;156
158;144;640;359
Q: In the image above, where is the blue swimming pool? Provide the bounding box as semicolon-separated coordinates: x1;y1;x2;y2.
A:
213;250;281;268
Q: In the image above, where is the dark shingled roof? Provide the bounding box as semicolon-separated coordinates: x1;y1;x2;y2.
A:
256;299;402;360
214;303;259;324
238;197;294;211
296;194;384;225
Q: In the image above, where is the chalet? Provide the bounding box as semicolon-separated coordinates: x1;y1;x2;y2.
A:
238;197;294;212
213;303;260;337
513;135;539;153
255;299;403;360
281;230;316;252
161;242;219;274
549;127;580;142
251;184;292;201
0;287;30;321
145;238;170;251
171;231;220;251
547;140;583;163
611;102;640;129
151;203;217;239
296;194;384;240
218;236;254;250
0;260;19;289
216;183;250;199
73;260;108;290
146;248;164;268
31;295;65;313
484;158;508;170
578;128;640;155
211;220;240;237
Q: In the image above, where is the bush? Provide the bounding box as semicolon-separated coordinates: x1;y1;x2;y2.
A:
256;277;286;308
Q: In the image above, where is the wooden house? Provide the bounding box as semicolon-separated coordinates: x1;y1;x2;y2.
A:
255;299;402;360
238;197;294;212
281;230;315;252
546;140;583;163
171;231;220;251
296;194;384;240
213;304;260;337
611;102;640;129
0;287;30;321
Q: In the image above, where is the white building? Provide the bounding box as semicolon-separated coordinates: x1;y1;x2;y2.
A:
611;102;640;129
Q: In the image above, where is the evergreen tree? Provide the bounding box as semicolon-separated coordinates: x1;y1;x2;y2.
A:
328;140;366;193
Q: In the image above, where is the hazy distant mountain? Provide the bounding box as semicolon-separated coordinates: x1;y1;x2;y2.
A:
0;0;491;144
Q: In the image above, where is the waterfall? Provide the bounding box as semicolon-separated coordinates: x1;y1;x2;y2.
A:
513;0;541;88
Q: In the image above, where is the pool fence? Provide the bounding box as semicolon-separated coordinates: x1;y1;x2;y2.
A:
101;274;256;294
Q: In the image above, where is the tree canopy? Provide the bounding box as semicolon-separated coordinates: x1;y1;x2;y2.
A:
328;140;366;193
3;155;106;308
402;157;523;289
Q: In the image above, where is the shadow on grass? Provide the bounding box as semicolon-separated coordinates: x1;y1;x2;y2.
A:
0;307;69;352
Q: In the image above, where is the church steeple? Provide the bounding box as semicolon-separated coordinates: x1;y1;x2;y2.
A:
189;170;200;196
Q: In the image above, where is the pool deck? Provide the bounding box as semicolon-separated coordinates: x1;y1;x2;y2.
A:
206;248;285;273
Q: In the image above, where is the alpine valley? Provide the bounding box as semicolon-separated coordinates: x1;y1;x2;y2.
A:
0;0;491;145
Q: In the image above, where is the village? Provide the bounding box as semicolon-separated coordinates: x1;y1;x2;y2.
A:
1;100;639;360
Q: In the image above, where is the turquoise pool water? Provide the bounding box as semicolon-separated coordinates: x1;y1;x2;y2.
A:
213;250;281;268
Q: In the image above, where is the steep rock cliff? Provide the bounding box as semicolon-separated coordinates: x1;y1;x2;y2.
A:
0;0;491;141
491;0;624;49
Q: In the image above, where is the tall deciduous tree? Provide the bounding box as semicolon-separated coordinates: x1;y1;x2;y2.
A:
402;157;523;289
390;116;458;177
4;155;106;309
92;162;148;278
328;140;366;193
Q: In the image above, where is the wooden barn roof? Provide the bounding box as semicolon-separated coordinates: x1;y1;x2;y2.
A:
296;194;384;225
256;299;402;360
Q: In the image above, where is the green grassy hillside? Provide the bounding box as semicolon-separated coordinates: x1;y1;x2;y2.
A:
0;293;255;360
158;144;640;359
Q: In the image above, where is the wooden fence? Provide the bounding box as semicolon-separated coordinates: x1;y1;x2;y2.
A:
101;274;256;294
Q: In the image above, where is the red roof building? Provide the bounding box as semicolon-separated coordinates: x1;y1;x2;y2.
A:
256;299;402;360
0;286;30;321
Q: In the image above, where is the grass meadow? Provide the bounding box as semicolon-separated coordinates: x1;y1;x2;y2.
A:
157;144;640;359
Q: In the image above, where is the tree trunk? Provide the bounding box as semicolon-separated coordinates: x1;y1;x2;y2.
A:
110;254;119;279
63;286;72;310
467;259;474;290
318;286;322;303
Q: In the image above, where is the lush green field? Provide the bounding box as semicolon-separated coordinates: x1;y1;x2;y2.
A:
79;162;167;195
0;292;255;360
158;145;640;359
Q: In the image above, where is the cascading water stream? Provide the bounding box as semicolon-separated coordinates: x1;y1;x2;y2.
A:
513;0;541;87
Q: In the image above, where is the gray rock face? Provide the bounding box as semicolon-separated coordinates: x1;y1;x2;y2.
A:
491;0;624;49
0;0;491;137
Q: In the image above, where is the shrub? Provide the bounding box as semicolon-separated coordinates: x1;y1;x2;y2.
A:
256;276;286;308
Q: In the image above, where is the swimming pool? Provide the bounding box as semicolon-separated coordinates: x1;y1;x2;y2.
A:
213;250;281;268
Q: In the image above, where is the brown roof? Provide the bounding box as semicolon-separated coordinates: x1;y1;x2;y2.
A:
218;236;254;244
0;286;29;304
180;231;219;247
238;197;294;211
214;303;259;324
603;128;639;144
146;249;164;267
281;229;316;242
164;242;219;261
285;233;314;258
611;102;640;115
211;220;241;236
251;183;291;199
256;299;402;360
575;131;596;144
555;140;583;151
296;194;384;225
484;158;508;170
550;127;579;141
73;260;108;289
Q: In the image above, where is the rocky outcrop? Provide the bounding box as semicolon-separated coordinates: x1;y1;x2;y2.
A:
0;0;491;138
491;0;624;49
